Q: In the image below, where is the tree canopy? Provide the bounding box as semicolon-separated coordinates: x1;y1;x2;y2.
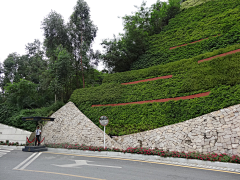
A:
101;0;181;73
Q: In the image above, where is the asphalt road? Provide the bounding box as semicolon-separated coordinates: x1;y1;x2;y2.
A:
0;147;240;180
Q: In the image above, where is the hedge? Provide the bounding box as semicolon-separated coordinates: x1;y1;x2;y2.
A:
71;84;240;136
103;44;240;84
69;52;240;135
131;0;240;70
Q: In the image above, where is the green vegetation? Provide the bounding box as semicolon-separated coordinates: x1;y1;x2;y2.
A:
101;0;181;72
0;0;103;131
103;44;240;84
181;0;213;10
70;49;240;135
69;0;240;136
2;0;240;138
71;84;240;136
0;102;64;132
131;0;240;70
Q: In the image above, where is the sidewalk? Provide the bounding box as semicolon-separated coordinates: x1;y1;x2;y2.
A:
2;145;240;173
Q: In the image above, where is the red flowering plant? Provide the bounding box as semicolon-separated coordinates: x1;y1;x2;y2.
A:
44;143;240;164
0;140;23;146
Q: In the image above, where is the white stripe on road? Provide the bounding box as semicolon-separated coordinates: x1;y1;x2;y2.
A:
0;150;11;153
0;148;14;151
20;152;42;170
13;153;37;170
0;152;7;155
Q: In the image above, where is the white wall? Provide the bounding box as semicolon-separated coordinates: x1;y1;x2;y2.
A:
0;123;32;144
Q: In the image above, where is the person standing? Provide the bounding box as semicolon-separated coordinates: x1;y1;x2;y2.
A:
35;126;41;146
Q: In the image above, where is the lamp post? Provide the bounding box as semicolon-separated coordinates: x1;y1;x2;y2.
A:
99;116;109;148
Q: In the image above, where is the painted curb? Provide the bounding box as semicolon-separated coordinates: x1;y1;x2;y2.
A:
47;148;240;170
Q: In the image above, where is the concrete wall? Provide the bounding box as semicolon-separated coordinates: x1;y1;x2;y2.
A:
0;123;32;144
113;104;240;156
42;102;122;149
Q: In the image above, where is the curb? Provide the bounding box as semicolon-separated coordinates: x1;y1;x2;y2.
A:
47;148;240;171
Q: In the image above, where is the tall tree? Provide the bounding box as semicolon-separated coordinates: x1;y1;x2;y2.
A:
68;0;97;88
101;0;181;73
41;11;70;60
24;39;48;84
48;45;74;102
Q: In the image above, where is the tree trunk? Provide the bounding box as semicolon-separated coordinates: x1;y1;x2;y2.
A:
75;53;80;89
81;34;85;88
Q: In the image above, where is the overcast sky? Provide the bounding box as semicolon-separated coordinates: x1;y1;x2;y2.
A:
0;0;165;71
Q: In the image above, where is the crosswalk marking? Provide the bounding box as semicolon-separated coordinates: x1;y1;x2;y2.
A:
0;149;11;153
13;152;42;170
0;147;13;158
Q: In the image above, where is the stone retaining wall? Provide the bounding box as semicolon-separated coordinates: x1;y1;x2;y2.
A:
42;102;121;149
113;104;240;156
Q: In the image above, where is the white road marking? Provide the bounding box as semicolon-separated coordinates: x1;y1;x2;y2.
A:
20;152;42;170
13;153;37;170
0;147;13;158
0;150;11;153
52;160;122;169
0;148;14;150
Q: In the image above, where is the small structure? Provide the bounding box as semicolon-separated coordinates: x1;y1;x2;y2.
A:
22;117;54;152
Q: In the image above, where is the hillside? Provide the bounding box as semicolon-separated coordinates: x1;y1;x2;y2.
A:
131;0;240;70
70;0;240;136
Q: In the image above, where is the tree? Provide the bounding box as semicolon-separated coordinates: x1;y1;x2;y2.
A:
4;79;39;110
41;11;70;60
68;0;98;88
101;0;181;73
48;45;74;102
24;39;48;84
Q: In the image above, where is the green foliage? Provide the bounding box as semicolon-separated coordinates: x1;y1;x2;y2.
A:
131;0;240;70
70;51;240;136
70;83;123;105
181;0;213;10
4;79;40;110
101;0;181;72
41;11;70;59
103;44;240;84
69;0;98;88
72;84;240;136
0;101;64;132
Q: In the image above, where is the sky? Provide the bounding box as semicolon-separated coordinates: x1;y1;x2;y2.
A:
0;0;165;71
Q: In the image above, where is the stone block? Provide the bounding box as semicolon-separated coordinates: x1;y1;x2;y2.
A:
232;144;239;148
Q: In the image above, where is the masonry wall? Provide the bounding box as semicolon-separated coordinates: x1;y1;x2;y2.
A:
42;102;121;149
113;104;240;156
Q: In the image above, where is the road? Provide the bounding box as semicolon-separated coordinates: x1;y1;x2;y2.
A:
0;147;240;180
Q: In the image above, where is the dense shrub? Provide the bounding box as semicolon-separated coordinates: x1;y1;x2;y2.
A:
68;0;240;136
131;0;240;70
0;101;64;132
103;44;240;84
180;0;213;10
70;49;240;136
70;83;240;136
